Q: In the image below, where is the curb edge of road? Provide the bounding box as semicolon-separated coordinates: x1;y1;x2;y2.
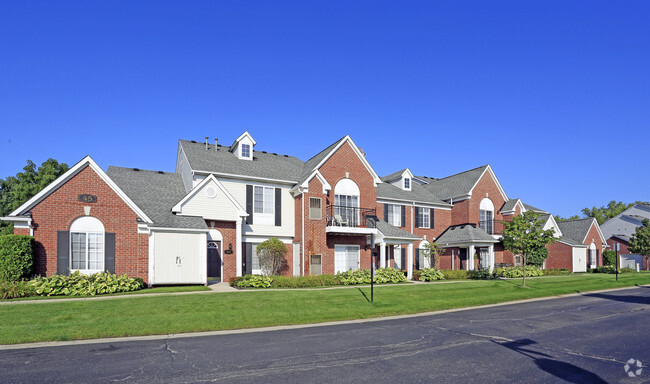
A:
2;284;648;351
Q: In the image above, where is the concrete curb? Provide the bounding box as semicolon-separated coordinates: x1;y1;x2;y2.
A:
1;284;647;351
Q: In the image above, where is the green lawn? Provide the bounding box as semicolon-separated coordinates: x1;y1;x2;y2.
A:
1;273;649;345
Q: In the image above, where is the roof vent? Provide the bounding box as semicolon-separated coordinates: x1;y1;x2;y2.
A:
215;138;218;150
132;168;140;172
284;154;289;157
205;137;209;150
157;171;164;174
191;140;196;143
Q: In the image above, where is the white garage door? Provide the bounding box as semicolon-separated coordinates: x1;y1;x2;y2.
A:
153;231;205;284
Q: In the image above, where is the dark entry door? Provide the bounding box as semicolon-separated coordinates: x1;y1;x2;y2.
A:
207;241;221;278
459;248;467;270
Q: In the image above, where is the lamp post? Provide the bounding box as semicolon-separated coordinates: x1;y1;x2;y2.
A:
614;243;620;281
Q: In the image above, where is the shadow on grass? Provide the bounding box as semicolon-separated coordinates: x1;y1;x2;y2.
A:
357;288;370;303
494;339;608;383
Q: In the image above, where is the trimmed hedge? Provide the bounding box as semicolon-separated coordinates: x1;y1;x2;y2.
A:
602;250;617;267
592;265;621;274
30;271;144;296
0;235;35;282
417;268;445;281
494;266;543;278
270;274;340;288
440;269;468;280
542;268;571;276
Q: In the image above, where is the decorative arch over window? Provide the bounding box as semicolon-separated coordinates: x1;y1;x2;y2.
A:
334;179;360;226
69;216;105;273
418;240;431;269
480;198;495;235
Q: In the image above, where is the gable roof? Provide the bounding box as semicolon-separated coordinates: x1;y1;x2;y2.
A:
436;224;499;245
171;174;247;217
179;140;304;183
557;218;605;246
376;182;451;207
8;156;152;223
374;220;421;240
229;131;257;152
601;204;650;239
523;202;546;213
107;166;207;230
417;165;507;202
381;168;409;183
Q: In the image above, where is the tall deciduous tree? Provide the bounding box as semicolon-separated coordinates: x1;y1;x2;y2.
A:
0;159;69;235
256;237;287;276
421;241;444;269
581;200;650;225
629;219;650;271
502;211;558;286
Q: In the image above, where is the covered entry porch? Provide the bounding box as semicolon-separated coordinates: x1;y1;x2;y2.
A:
436;224;499;272
374;220;421;279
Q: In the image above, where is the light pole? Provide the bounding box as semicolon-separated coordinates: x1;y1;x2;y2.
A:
614;243;620;281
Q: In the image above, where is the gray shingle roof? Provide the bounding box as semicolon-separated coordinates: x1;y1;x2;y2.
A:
381;169;408;183
557;218;594;246
107;166;207;230
377;183;451;207
501;199;520;212
374;220;421;240
180;140;304;182
298;137;347;184
523;202;546;213
436;224;499;245
417;165;488;201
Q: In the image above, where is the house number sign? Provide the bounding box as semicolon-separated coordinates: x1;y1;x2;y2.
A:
78;194;97;203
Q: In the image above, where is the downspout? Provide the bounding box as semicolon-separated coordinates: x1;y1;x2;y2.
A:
301;188;305;277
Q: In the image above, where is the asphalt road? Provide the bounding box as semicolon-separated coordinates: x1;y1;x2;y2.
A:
1;286;649;383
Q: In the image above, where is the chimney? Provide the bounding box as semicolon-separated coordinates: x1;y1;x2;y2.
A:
205;136;209;150
215;138;218;150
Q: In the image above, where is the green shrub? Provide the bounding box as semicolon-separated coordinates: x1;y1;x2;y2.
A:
542;268;571;276
417;268;445;281
0;280;36;299
30;271;144;296
441;270;468;280
0;235;35;282
270;274;339;288
467;268;493;279
602;250;617;267
335;269;372;285
234;274;273;288
373;268;407;284
494;266;543;278
592;265;620;274
621;267;635;273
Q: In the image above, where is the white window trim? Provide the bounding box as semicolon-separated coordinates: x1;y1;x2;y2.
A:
309;197;322;220
241;143;252;160
403;177;411;191
387;204;401;227
417;207;431;228
334;244;360;273
253;185;275;225
70;231;105;275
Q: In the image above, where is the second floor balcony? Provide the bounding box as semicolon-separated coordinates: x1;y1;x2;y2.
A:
477;219;504;236
326;205;377;235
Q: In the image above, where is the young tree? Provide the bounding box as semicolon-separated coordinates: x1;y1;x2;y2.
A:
629;219;650;271
256;237;287;276
421;241;444;269
0;159;69;235
502;211;558;287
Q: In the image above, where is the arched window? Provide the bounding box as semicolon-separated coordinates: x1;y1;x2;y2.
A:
480;198;495;235
70;216;105;273
334;179;360;226
589;242;597;268
419;240;430;269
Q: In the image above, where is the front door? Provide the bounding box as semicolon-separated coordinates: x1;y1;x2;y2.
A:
207;241;221;279
459;248;467;270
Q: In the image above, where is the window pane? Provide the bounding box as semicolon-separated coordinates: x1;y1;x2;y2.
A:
264;187;274;214
254;186;263;213
88;233;104;270
71;233;86;269
242;144;250;158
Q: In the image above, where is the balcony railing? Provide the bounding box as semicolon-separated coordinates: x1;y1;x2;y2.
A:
326;205;377;228
477;219;504;235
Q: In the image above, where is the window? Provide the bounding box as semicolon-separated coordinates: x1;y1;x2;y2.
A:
309;197;322;220
387;204;402;227
253;186;275;225
416;207;431;228
403;178;410;190
241;144;251;158
335;245;359;273
70;216;105;273
480;198;495;235
310;254;322;275
334;179;360;226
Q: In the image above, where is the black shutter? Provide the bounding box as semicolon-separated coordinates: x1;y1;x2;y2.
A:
104;232;116;274
415;248;420;270
430;208;435;229
275;188;282;226
245;243;252;275
401;205;405;227
415;207;421;228
57;231;70;275
401;247;406;270
384;204;388;222
246;185;253;224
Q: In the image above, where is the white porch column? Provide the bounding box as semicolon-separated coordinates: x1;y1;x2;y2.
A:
236;218;243;276
488;245;495;273
407;243;414;280
380;242;386;268
468;245;475;271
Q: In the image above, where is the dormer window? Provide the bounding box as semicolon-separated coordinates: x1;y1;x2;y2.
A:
241;144;251;159
403;177;411;190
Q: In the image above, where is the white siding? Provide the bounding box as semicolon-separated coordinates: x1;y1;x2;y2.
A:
180;179;240;221
151;231;206;284
219;178;295;238
176;147;194;193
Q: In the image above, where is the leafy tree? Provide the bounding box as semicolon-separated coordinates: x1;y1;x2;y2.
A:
554;215;581;222
421;241;444;269
256;237;287;276
629;219;650;271
0;159;69;235
581;200;650;225
602;249;617;267
502;211;558;286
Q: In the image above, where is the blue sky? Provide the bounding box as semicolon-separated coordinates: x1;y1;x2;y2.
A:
1;1;648;218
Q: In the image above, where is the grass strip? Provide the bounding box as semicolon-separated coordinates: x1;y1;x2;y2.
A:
1;273;648;345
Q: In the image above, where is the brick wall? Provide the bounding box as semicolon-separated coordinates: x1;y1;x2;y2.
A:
23;166;149;282
583;222;605;267
545;241;574;270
